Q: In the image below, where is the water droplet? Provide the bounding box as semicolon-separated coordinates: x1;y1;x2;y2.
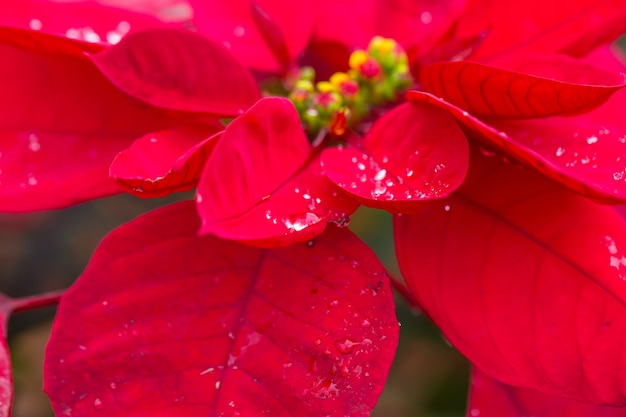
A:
433;163;446;173
334;339;356;354
109;382;117;390
351;259;361;269
420;11;433;24
374;169;387;181
357;162;366;170
328;299;340;308
614;171;624;181
307;240;315;247
93;398;103;410
331;213;350;228
581;155;591;165
371;182;387;198
555;147;565;157
444;205;451;212
479;147;496;157
29;19;42;30
313;338;322;346
106;31;123;44
215;381;221;389
470;409;480;417
587;136;598;145
233;26;245;37
360;319;371;328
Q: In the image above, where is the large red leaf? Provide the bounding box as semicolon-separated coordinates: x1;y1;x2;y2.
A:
0;29;191;211
407;89;626;203
395;147;626;405
188;0;313;73
44;201;399;417
110;125;223;198
90;28;261;116
197;97;359;247
1;0;167;45
420;54;625;119
456;0;626;59
321;102;469;213
468;368;626;417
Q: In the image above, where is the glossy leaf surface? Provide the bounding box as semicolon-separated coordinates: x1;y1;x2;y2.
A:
197;98;359;247
110;125;223;197
468;368;626;417
407;90;626;203
321;102;469;213
420;54;625;119
91;28;261;116
189;0;313;72
0;29;187;211
395;148;626;405
44;201;399;417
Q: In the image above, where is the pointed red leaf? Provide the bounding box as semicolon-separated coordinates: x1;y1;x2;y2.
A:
0;30;191;211
110;125;222;197
188;0;313;73
197;97;359;247
420;54;625;119
468;368;626;417
395;147;626;405
44;201;399;417
1;0;167;46
321;102;469;213
407;89;626;203
90;28;261;116
456;0;626;59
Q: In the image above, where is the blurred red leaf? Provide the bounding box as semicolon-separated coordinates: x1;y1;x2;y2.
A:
420;54;625;119
197;97;358;247
90;28;261;116
44;201;399;417
456;0;626;59
110;124;223;197
321;102;469;213
188;0;313;72
395;148;626;405
468;368;626;417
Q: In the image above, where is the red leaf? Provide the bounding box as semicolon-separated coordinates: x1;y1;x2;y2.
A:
197;97;359;247
456;0;626;59
44;201;399;417
189;0;313;73
321;102;469;213
1;0;167;46
395;147;626;405
420;54;625;119
90;28;261;116
468;368;626;417
0;30;189;211
407;90;626;203
110;125;223;198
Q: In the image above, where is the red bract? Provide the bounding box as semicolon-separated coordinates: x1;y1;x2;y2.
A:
44;201;399;417
2;0;626;416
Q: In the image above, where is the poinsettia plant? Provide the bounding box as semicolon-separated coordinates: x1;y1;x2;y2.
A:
2;0;626;416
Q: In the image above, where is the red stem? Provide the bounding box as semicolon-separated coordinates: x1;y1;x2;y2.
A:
10;289;65;313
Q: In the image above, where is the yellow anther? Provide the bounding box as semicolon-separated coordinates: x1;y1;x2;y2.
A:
329;72;350;87
369;36;397;55
316;81;336;93
349;50;369;70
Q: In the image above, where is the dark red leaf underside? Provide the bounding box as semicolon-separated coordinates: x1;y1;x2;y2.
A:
44;201;399;417
90;28;261;116
468;368;626;417
420;54;625;118
322;102;469;213
110;125;223;198
407;90;626;203
0;31;191;211
197;97;359;247
395;147;626;405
